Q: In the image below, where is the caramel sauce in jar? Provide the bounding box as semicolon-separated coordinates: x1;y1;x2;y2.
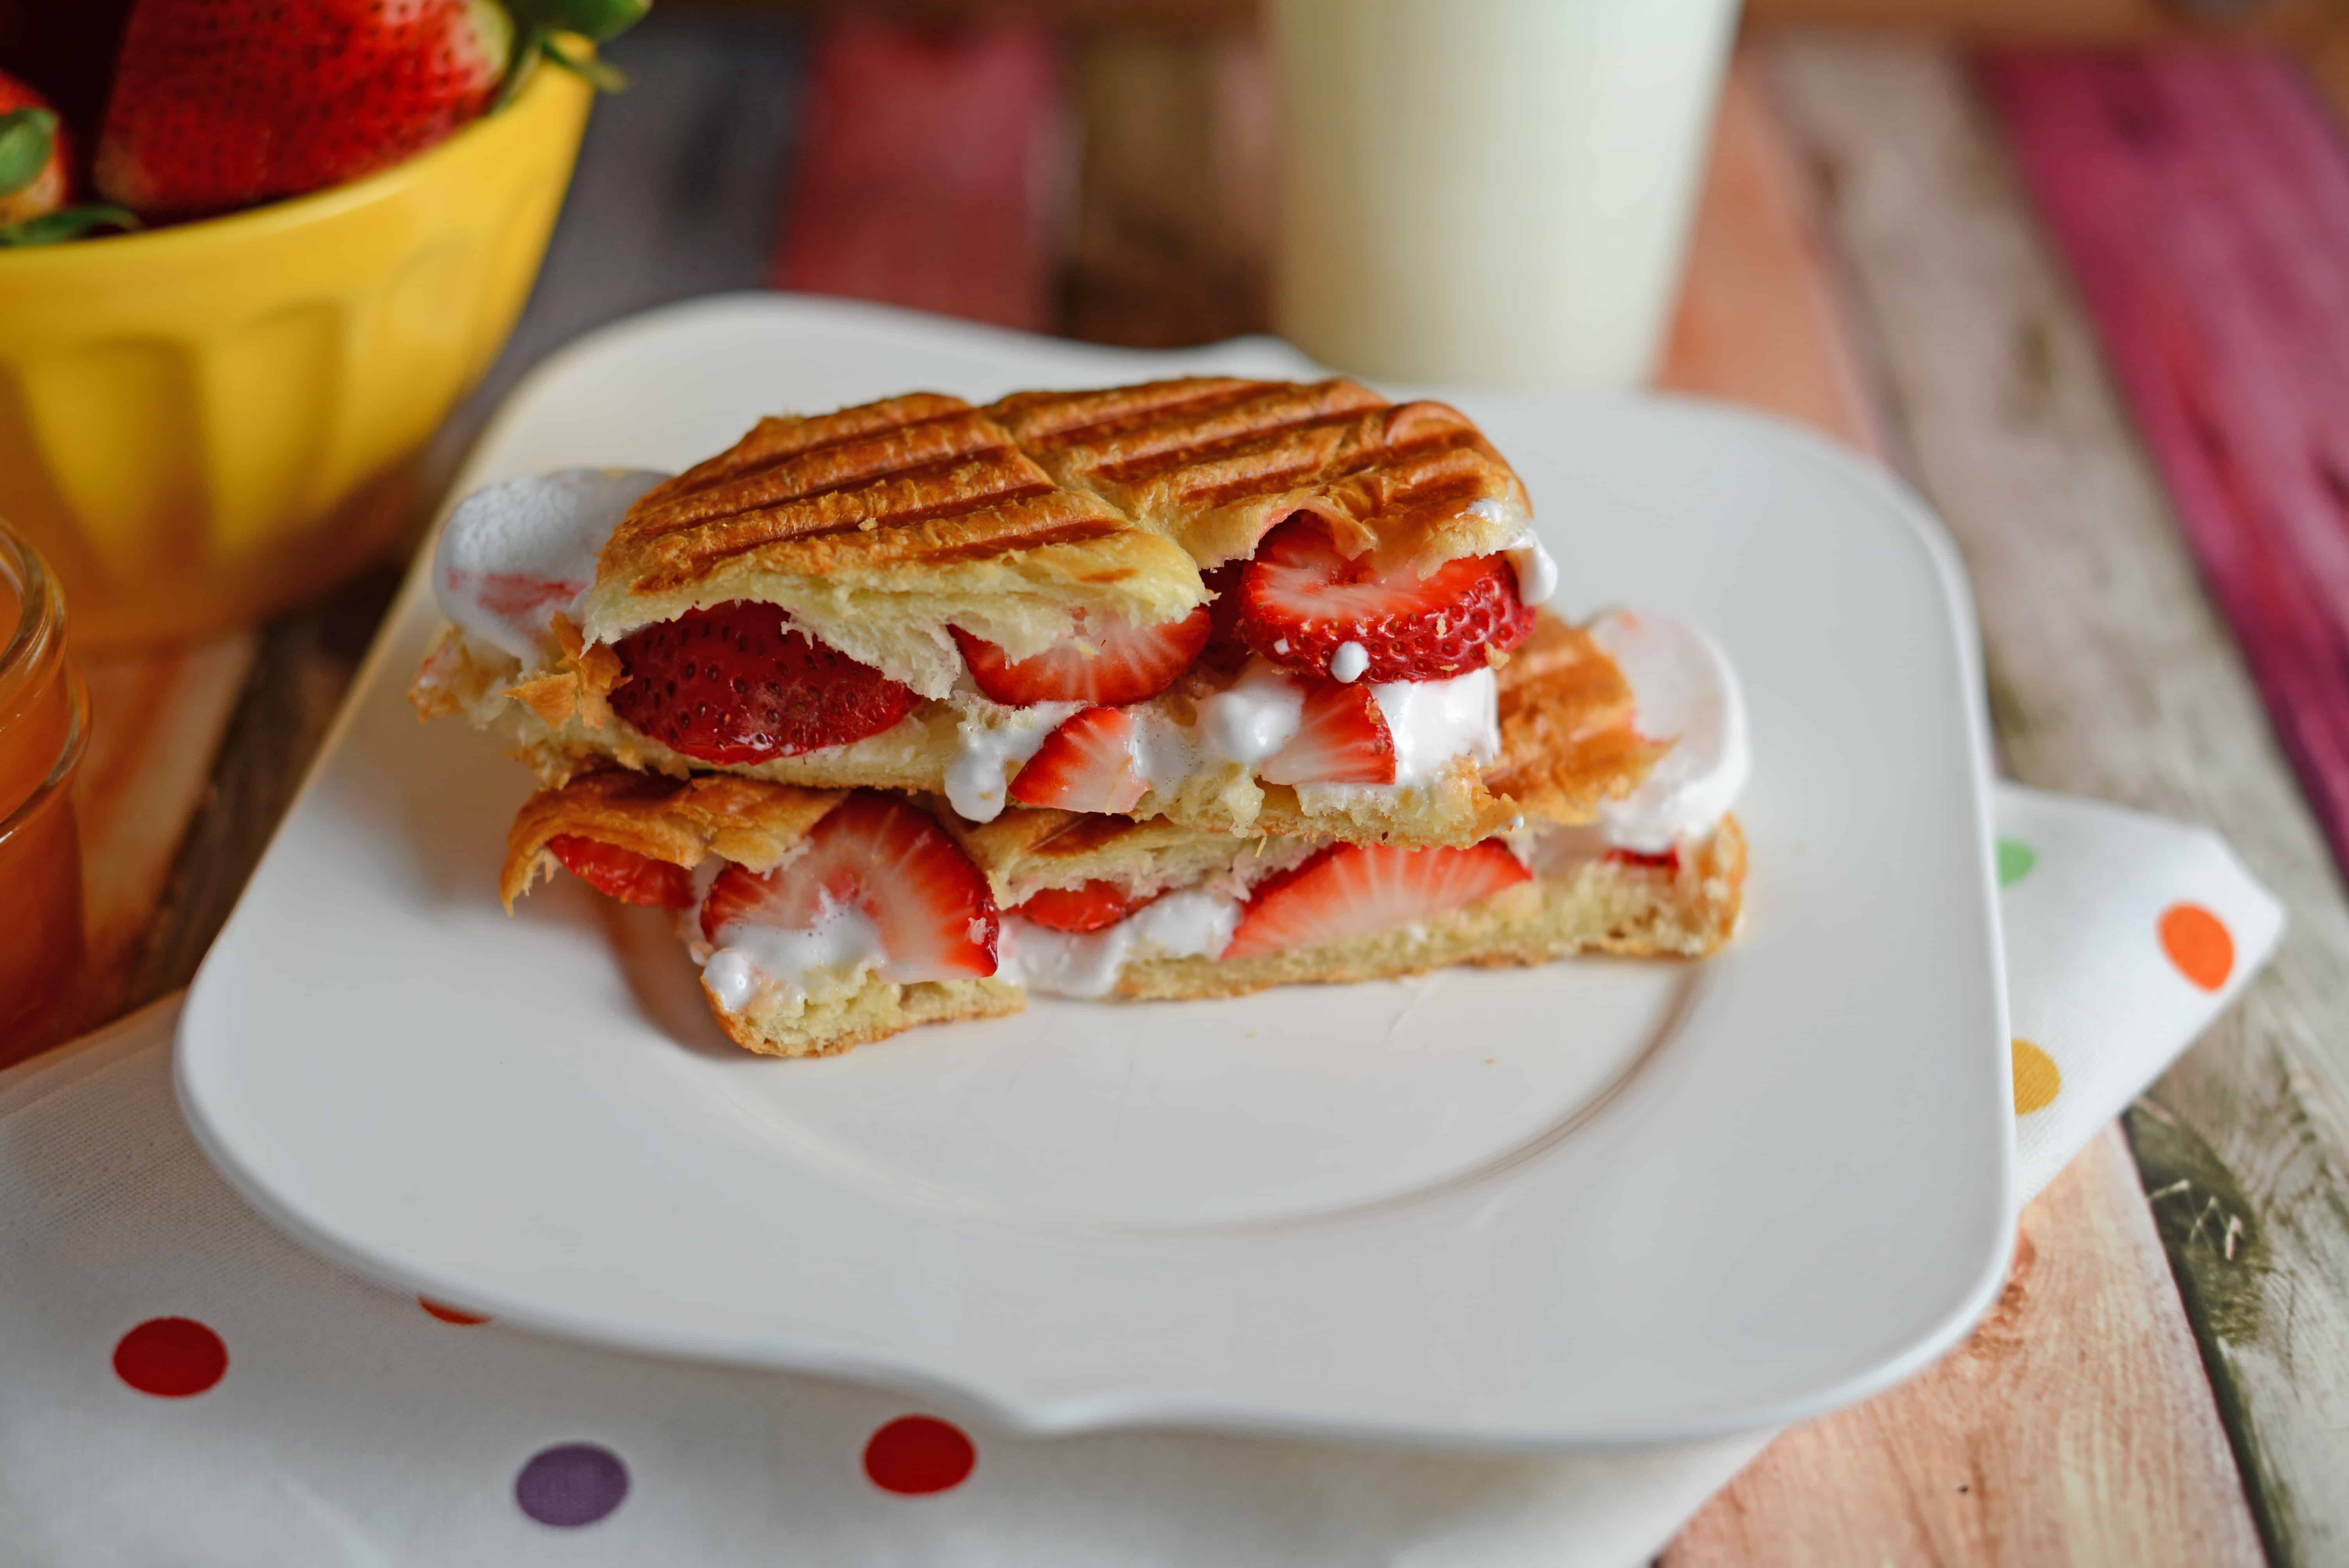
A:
0;526;88;1058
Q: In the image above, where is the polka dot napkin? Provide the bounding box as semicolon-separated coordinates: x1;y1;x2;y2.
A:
0;784;2281;1568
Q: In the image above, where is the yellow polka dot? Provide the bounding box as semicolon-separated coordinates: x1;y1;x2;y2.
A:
2012;1039;2060;1115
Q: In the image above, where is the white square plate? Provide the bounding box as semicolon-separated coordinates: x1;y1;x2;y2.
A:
178;294;2014;1450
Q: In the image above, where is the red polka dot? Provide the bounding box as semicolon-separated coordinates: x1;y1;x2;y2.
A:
419;1296;491;1325
113;1317;227;1398
2160;902;2234;991
863;1415;975;1495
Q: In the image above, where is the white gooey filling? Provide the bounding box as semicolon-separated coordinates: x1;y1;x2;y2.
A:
945;698;1084;822
998;889;1242;998
1328;641;1370;683
1119;659;1501;809
1372;667;1500;786
1194;658;1306;765
1502;533;1559;607
431;468;671;661
1290;666;1500;813
701;892;892;1014
1466;497;1559;607
1588;608;1749;853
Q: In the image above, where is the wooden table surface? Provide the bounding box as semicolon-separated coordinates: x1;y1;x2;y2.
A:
37;15;2349;1564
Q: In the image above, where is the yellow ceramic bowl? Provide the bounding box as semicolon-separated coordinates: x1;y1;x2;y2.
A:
0;66;592;647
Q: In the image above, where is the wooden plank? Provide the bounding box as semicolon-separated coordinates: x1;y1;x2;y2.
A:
1985;52;2349;879
1657;39;2265;1564
125;568;404;1009
2300;15;2349;127
1756;28;2349;1563
1655;55;1882;453
1668;1128;2263;1565
57;635;257;1038
772;18;1069;331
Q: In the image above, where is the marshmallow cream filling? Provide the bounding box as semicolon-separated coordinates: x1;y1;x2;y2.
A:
995;891;1243;999
1586;608;1750;855
1465;497;1559;608
433;467;672;662
702;894;891;1015
943;696;1083;821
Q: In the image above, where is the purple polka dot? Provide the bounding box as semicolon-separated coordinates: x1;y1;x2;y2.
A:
515;1443;628;1527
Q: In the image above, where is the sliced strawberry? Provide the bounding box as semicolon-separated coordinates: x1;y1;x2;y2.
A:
699;794;998;980
1606;846;1681;873
1198;560;1251;672
609;601;918;766
1222;841;1531;960
1009;707;1149;813
1259;682;1396;786
953;605;1210;706
1012;880;1156;933
1239;516;1534;684
546;834;695;909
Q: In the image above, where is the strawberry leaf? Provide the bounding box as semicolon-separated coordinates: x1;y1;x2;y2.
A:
491;37;544;112
0;205;139;247
0;109;57;199
512;0;650;44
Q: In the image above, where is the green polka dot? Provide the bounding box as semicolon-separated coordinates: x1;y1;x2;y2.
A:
1996;838;2035;887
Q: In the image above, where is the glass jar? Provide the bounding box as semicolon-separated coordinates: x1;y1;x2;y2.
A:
0;523;88;1057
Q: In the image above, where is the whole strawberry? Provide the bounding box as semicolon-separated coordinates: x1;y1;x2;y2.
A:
0;69;137;244
94;0;516;219
0;72;70;225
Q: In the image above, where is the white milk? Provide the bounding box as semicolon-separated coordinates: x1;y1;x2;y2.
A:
1269;0;1740;389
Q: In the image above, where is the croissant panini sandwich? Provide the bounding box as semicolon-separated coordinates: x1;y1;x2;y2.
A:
497;610;1750;1058
410;378;1574;846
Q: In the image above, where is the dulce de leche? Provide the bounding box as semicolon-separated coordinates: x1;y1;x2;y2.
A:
0;525;88;1056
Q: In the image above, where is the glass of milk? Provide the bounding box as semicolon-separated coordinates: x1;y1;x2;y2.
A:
1269;0;1741;390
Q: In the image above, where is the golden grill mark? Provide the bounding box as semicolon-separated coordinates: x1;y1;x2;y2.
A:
645;394;974;503
989;378;1272;448
630;452;1058;563
915;518;1127;564
1087;408;1379;490
631;415;1020;531
626;482;1080;590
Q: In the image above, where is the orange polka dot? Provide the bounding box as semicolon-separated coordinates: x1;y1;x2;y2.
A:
2012;1039;2060;1115
2159;903;2233;992
419;1297;490;1326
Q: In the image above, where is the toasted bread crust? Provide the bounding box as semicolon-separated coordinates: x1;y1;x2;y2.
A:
1486;616;1665;821
706;974;1025;1058
989;377;1531;573
584;392;1207;694
500;770;841;909
538;378;1537;692
1114;817;1747;1000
